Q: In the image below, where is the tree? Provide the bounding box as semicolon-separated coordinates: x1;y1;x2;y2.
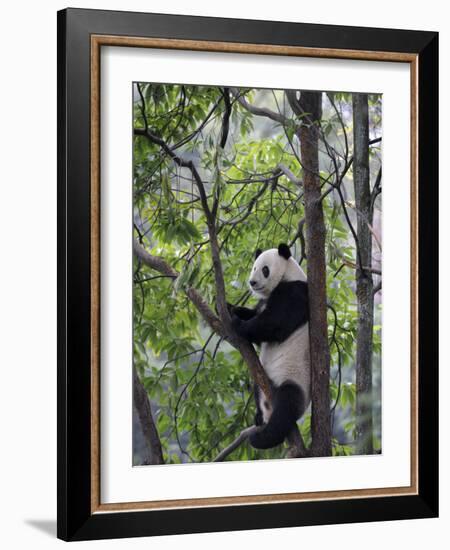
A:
297;91;332;457
283;90;332;457
132;84;382;464
352;93;378;455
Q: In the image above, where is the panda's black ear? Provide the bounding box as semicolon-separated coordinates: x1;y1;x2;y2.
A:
255;248;262;259
278;243;291;260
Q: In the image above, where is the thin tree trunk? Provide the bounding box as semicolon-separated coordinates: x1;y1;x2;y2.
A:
352;93;374;455
133;365;165;464
298;91;332;457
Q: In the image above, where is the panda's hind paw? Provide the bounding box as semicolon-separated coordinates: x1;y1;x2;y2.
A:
249;429;285;450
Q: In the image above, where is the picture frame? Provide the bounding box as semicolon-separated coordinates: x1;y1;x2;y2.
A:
57;7;438;541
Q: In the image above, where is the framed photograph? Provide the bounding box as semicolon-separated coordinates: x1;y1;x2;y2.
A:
57;8;438;541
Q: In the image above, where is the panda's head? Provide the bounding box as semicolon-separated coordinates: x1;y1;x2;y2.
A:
248;243;307;298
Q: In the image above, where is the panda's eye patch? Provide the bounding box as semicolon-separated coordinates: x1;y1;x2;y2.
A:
262;266;270;278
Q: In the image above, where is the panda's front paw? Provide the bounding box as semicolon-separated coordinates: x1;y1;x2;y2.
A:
215;301;236;317
226;302;236;315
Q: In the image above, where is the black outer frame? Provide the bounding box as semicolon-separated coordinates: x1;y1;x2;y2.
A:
57;8;439;542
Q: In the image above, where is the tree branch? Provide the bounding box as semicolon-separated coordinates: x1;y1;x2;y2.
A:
373;281;382;295
213;423;309;461
337;256;381;276
219;87;232;149
230;88;288;125
134;127;213;221
134;240;226;338
213;425;260;462
370;167;382;214
133;240;273;400
277;163;303;186
289;217;306;263
286;427;309;458
326;92;349;162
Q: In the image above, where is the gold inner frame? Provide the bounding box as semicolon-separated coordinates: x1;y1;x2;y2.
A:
90;35;419;514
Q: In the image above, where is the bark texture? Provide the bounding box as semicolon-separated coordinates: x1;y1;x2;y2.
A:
133;365;165;464
352;93;374;455
298;91;332;457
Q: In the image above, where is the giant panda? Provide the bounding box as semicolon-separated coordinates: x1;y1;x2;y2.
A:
229;243;311;450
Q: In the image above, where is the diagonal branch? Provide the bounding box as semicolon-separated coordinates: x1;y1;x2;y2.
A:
133;240;273;400
370;166;382;214
213;426;260;462
134;240;226;338
134;127;213;221
335;252;382;276
230;88;288;125
277;163;303;186
213;423;308;461
134;125;229;323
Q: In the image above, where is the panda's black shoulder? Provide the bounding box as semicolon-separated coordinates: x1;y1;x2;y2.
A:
267;280;309;326
271;280;308;304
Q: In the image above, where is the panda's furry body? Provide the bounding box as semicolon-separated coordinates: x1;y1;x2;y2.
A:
229;243;311;450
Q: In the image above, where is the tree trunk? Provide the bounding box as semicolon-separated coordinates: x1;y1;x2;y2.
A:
352;93;374;455
133;365;165;464
298;91;332;457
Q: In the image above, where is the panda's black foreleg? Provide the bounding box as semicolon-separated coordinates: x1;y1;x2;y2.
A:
230;305;257;320
249;382;305;450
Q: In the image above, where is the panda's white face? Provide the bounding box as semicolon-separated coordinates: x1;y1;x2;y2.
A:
249;247;306;299
249;249;285;298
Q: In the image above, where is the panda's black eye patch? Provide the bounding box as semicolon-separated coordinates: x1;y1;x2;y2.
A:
262;266;270;278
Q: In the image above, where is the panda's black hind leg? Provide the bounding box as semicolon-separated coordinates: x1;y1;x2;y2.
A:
253;384;265;426
249;382;304;450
